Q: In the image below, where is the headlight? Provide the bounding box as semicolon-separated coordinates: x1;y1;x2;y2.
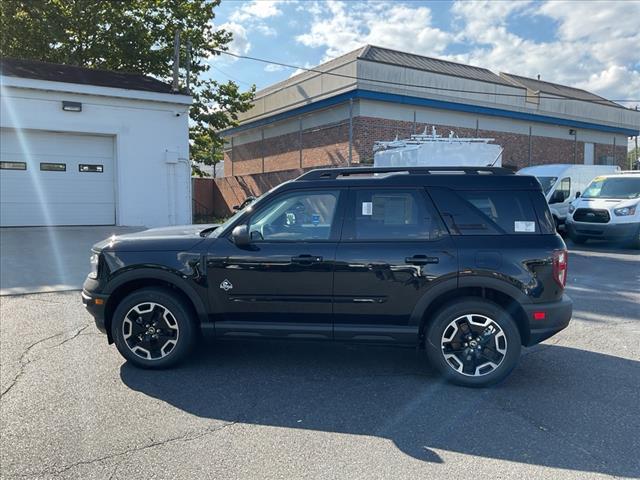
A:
568;205;576;214
88;253;99;279
613;205;637;216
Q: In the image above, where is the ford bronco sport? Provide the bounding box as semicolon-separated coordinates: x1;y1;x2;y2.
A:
83;167;572;387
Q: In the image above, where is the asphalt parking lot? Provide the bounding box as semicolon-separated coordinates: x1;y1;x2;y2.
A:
1;241;638;479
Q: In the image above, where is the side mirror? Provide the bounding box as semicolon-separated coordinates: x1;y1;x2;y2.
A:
231;225;250;246
575;191;581;198
549;190;565;204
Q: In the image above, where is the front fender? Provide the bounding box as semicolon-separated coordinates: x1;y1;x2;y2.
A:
104;267;210;324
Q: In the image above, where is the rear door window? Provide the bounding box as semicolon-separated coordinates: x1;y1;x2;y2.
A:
429;188;540;235
343;188;446;241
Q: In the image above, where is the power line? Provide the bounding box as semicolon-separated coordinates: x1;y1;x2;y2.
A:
209;64;254;87
213;49;640;106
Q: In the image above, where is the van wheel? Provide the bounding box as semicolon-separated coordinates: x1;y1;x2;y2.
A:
111;287;196;369
425;299;521;387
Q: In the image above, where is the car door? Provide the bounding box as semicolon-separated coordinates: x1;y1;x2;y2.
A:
333;187;458;343
207;188;345;339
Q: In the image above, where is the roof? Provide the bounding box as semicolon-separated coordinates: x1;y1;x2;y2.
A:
0;58;177;94
255;47;366;98
359;46;513;86
500;72;623;108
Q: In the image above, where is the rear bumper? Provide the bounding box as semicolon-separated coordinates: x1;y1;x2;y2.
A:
81;290;109;335
566;220;639;241
523;294;572;346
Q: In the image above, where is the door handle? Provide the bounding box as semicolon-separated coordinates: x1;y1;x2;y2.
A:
291;254;323;265
405;255;439;265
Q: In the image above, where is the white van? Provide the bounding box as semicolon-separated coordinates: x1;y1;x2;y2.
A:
518;164;620;227
566;172;640;248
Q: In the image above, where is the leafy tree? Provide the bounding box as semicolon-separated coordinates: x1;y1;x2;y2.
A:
0;0;255;175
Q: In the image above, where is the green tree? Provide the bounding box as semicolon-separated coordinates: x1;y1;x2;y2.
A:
0;0;255;175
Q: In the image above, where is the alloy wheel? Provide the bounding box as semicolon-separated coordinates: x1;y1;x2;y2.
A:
441;314;507;377
122;302;180;360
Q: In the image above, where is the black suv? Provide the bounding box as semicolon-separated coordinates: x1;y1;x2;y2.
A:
83;167;572;387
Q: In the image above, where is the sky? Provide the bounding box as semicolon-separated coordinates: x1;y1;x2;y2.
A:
208;0;640;112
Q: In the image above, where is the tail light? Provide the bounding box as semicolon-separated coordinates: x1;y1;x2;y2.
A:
553;249;568;288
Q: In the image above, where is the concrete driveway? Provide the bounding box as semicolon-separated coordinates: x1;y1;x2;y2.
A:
0;226;142;295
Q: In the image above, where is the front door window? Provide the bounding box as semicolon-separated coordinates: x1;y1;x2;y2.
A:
248;191;340;242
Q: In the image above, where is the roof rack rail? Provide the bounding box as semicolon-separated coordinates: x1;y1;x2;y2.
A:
297;166;514;181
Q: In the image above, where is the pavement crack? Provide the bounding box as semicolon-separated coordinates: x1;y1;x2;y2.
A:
28;421;238;478
1;323;90;399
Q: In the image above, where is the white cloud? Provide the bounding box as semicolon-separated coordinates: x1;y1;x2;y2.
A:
448;0;640;104
296;1;451;62
256;24;277;37
264;63;286;72
219;22;251;57
230;1;284;22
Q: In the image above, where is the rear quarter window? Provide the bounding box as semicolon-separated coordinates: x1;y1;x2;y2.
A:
428;187;544;235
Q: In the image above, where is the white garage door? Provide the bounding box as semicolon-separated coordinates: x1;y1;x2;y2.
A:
0;129;115;226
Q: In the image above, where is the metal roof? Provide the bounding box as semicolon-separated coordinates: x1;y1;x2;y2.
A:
500;72;623;108
0;58;177;94
359;46;513;86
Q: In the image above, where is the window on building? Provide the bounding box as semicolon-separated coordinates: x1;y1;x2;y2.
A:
0;161;26;170
598;155;616;166
40;163;66;172
79;164;104;173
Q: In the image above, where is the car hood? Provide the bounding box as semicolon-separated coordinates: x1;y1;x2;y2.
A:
573;198;637;210
93;224;220;252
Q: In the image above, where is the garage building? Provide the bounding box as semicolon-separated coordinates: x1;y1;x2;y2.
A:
0;58;192;227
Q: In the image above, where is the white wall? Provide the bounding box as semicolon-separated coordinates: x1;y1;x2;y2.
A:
0;76;191;227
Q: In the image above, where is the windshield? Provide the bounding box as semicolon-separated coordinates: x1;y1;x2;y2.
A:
536;176;558;195
582;177;640;199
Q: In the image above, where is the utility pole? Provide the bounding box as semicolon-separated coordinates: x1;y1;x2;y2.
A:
185;40;192;93
172;31;180;92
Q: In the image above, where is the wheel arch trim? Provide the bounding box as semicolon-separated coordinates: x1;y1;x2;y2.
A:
104;268;209;325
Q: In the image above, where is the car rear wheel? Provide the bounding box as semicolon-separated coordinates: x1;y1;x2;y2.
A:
112;287;196;368
425;298;521;387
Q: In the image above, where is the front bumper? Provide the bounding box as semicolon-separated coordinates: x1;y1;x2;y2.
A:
523;294;572;346
81;290;110;335
566;220;639;241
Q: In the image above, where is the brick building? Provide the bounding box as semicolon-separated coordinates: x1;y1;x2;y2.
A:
212;45;639;215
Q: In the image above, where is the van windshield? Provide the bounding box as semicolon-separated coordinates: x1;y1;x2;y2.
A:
536;176;557;195
582;177;640;199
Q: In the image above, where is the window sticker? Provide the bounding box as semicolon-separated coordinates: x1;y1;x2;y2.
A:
311;213;320;225
514;221;536;232
362;202;373;216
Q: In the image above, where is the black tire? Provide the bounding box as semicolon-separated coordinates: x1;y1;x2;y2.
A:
425;298;521;387
111;287;196;369
627;228;640;250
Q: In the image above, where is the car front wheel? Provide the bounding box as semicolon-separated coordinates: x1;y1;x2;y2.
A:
425;298;521;387
111;287;196;368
